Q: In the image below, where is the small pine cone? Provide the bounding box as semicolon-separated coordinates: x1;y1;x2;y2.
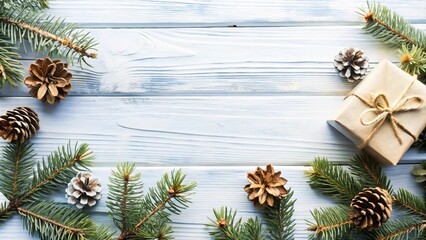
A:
334;48;369;82
350;187;392;230
244;164;288;208
66;172;102;209
24;58;72;104
0;107;40;143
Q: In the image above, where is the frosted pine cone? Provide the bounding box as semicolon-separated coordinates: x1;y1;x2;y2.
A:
66;172;102;208
334;48;369;82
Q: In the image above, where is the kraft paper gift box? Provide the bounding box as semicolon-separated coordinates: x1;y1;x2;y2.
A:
327;59;426;165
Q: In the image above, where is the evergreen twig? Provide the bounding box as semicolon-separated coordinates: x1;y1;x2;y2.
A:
264;189;296;240
0;35;21;88
392;189;426;217
306;205;353;240
349;152;393;193
358;1;426;52
107;163;196;239
305;157;363;204
374;218;425;240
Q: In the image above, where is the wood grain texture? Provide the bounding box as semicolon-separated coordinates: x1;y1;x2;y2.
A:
3;25;426;97
46;0;426;27
0;165;422;240
0;96;423;167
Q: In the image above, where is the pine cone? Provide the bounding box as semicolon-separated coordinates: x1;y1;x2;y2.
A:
24;58;72;104
334;48;369;82
0;107;40;143
350;187;392;230
244;164;288;208
66;172;102;209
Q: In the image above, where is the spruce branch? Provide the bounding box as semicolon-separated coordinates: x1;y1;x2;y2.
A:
0;8;98;68
349;152;393;193
207;207;243;240
264;189;296;240
374;218;425;240
134;169;197;231
392;189;426;217
107;162;143;239
0;0;48;10
306;205;353;240
0;141;35;201
241;217;268;240
305;157;363;204
18;201;113;240
359;1;426;52
19;142;94;203
0;35;22;88
398;44;426;76
0;202;14;224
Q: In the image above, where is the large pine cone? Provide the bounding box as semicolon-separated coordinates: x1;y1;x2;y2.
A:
66;172;102;209
24;58;72;104
350;187;392;230
0;107;40;143
244;164;288;208
334;48;369;82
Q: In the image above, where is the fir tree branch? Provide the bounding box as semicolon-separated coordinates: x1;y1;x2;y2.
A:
207;207;243;240
241;217;267;240
0;202;14;224
264;189;296;240
134;194;173;230
305;157;363;204
359;1;426;53
0;141;35;201
0;35;22;88
107;162;143;240
306;205;353;240
0;8;98;67
17;143;93;204
392;189;426;217
18;201;113;240
349;152;393;193
374;218;425;240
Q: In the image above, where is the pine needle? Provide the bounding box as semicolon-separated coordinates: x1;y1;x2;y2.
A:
349;152;393;193
305;157;363;204
359;1;426;52
392;188;426;218
264;189;296;240
306;205;353;240
374;218;425;240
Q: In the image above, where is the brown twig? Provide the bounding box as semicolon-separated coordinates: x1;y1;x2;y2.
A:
12;142;22;200
307;220;352;234
0;16;96;58
366;13;426;54
134;194;173;230
17;207;82;234
16;151;91;205
378;223;425;240
392;197;426;218
117;175;130;240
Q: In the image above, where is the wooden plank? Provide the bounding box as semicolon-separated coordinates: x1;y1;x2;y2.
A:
46;0;426;27
5;25;426;97
0;96;423;166
0;165;422;239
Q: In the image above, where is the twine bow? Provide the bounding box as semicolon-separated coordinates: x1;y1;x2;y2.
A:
349;92;423;149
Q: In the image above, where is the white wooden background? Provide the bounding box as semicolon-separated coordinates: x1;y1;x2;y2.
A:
0;0;425;239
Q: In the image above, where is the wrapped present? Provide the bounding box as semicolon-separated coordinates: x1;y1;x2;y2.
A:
328;59;426;165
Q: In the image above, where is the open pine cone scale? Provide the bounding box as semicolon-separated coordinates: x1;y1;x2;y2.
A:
25;58;72;104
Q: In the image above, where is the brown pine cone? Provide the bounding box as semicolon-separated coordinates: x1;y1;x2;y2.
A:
24;58;72;104
333;48;369;82
244;164;288;208
0;107;40;143
350;187;392;230
66;172;102;209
